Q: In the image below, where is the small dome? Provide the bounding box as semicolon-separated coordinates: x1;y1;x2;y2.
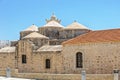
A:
65;21;89;30
22;32;49;39
0;46;16;53
22;24;38;32
43;21;64;28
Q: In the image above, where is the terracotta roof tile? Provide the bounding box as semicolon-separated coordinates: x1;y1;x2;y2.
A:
62;28;120;45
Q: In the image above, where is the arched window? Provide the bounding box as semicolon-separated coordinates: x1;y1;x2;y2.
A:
46;59;50;69
76;52;83;68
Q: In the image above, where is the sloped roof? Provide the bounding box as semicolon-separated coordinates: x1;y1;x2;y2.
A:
37;45;62;52
22;32;49;39
43;21;64;28
22;24;38;32
65;21;89;30
62;28;120;45
0;46;16;53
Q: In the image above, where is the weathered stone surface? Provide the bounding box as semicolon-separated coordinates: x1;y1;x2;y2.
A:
0;15;118;80
63;42;120;74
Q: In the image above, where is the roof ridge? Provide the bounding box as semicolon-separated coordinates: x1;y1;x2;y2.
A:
22;32;49;39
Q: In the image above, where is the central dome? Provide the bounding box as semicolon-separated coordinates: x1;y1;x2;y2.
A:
43;14;64;28
43;20;64;28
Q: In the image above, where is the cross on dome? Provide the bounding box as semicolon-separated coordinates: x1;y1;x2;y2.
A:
46;13;61;23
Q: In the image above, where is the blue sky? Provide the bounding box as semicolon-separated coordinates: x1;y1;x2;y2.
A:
0;0;120;40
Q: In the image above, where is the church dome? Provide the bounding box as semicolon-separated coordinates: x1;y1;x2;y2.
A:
22;24;38;32
43;21;64;28
43;14;64;28
65;21;89;30
22;32;49;39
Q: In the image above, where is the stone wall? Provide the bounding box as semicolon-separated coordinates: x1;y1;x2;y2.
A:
16;40;120;74
31;51;63;73
59;29;90;39
39;27;63;39
0;52;15;70
17;51;63;73
62;42;120;74
38;27;90;45
13;39;120;74
23;38;49;49
15;73;114;80
17;40;63;73
0;69;114;80
17;40;33;72
48;39;68;45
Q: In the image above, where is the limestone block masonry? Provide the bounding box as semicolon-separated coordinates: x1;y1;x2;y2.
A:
0;14;119;80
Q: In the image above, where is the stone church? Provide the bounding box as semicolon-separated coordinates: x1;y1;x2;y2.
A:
0;14;120;74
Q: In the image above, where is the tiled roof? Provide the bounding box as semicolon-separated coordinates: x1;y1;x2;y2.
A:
65;21;89;30
37;45;62;52
62;28;120;45
43;21;64;28
0;46;16;53
22;24;38;32
22;32;49;39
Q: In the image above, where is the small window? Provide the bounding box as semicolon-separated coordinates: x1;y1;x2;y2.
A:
22;55;26;64
76;52;83;68
46;59;50;69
